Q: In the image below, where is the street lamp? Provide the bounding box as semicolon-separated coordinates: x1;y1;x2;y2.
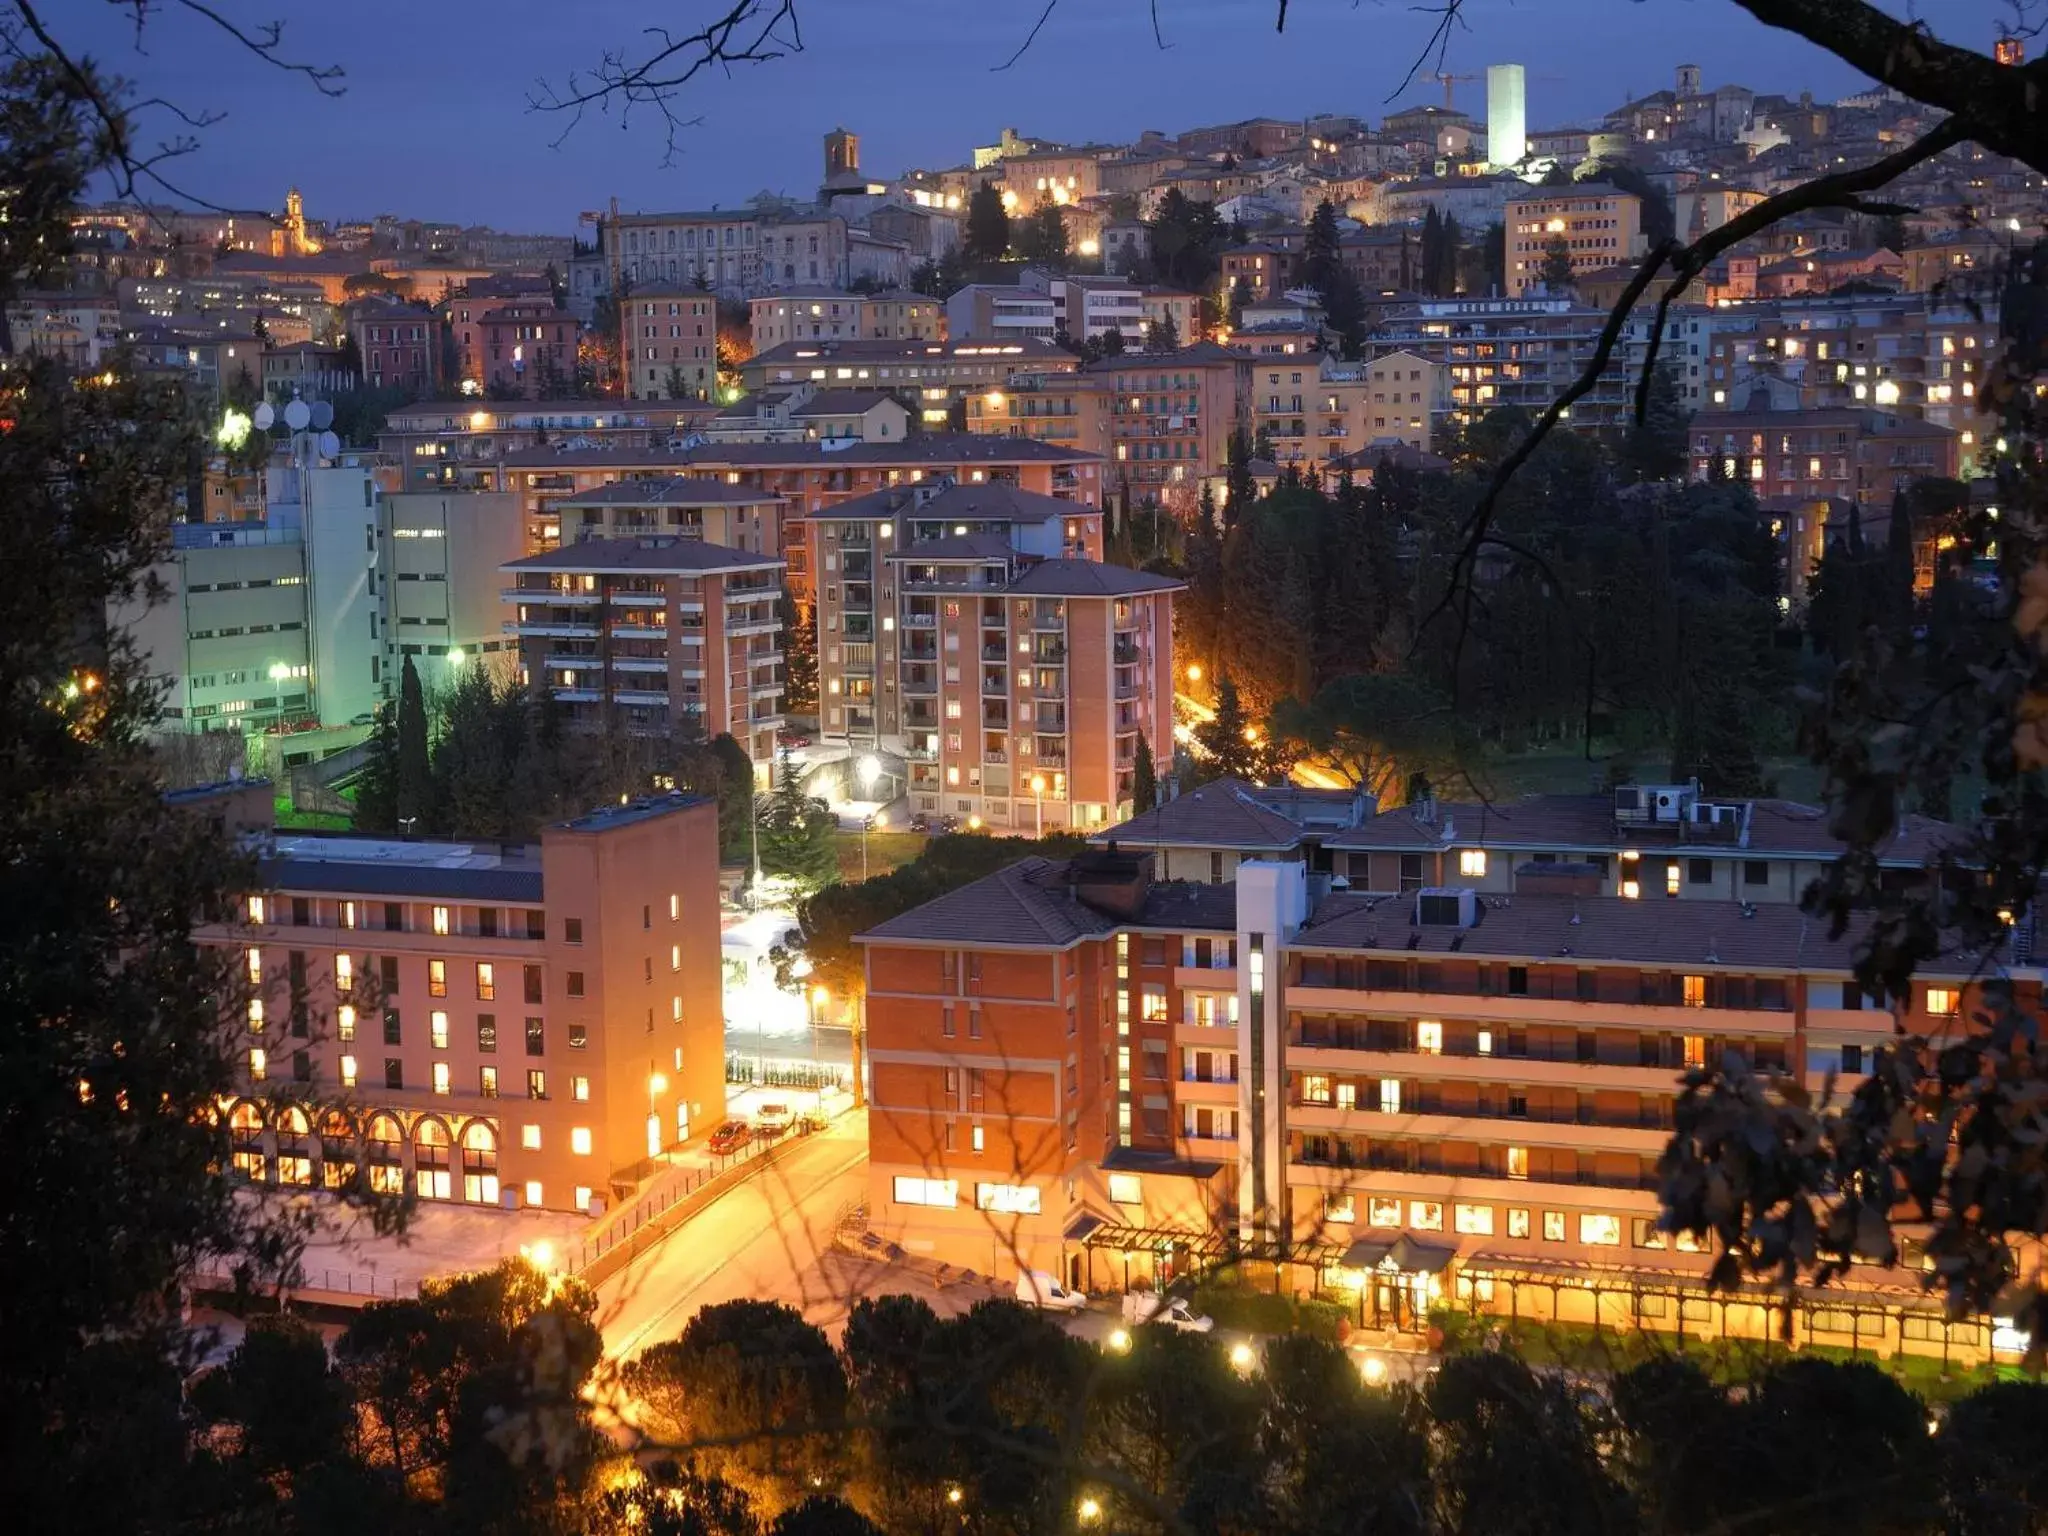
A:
809;985;829;1073
647;1071;668;1162
1030;774;1047;839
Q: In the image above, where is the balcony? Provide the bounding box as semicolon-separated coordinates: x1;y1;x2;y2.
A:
610;656;671;674
608;590;667;608
541;652;601;670
510;618;599;640
727;616;780;638
901;612;938;630
613;688;670;707
902;672;938;698
502;585;599;604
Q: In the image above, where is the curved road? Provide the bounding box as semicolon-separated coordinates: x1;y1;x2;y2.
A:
594;1111;870;1360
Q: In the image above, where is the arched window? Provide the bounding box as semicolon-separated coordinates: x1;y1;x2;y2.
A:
366;1113;405;1195
275;1105;313;1186
414;1118;452;1200
461;1120;500;1205
319;1110;359;1191
229;1101;266;1182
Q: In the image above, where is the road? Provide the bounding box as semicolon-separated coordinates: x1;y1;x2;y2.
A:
594;1110;871;1360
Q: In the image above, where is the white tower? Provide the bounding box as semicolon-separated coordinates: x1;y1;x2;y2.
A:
1486;64;1528;170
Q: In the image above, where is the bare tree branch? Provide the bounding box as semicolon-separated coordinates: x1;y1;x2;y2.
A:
995;1;1059;72
528;0;801;166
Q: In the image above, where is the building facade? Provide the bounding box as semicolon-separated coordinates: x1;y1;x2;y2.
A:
504;538;785;769
1504;186;1646;297
625;288;718;401
211;793;726;1216
749;288;944;351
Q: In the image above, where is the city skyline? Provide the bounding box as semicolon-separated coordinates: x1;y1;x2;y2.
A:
68;0;2013;229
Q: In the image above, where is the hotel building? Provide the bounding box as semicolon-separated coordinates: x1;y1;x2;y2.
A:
210;792;726;1216
502;538;785;770
859;782;2022;1356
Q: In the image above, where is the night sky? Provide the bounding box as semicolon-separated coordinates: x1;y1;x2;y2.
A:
65;0;2012;231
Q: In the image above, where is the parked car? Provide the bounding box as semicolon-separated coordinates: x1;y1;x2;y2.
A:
707;1120;751;1156
1120;1291;1216;1333
1015;1270;1088;1312
777;729;813;749
752;1101;794;1137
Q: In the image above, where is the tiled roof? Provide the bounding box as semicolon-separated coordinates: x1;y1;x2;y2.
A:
552;478;783;508
503;536;780;575
1096;778;1306;851
499;433;1099;471
884;531;1017;563
815;480;1079;525
1000;560;1184;597
749;336;1075;367
859;857;1122;947
1325;792;1960;866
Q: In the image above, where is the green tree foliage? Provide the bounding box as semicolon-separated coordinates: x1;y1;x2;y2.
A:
779;593;818;714
1191;674;1289;784
1271;672;1458;806
1419;208;1463;297
395;653;432;831
1016;198;1069;268
1259;1333;1429;1535
964;181;1010;262
623;1299;848;1511
1147;306;1180;352
354;700;402;834
1621;362;1691;484
1537;234;1575;291
1587;159;1677;246
1146;189;1230;290
1425;1351;1635;1535
1132;732;1158;813
1302;198;1364;354
1940;1380;2048;1536
771;829;1086;1000
756;745;840;890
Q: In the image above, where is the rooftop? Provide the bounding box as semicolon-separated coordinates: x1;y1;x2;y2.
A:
260;834;544;902
1096;778;1310;852
1000;559;1183;597
552;478;785;509
499;432;1100;472
815;479;1082;525
749;336;1076;367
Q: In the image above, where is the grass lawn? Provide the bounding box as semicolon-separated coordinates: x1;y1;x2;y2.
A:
832;828;926;884
273;792;352;833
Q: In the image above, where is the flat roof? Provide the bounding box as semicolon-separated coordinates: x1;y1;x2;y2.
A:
504;537;782;576
552;478;785;509
261;835;545;902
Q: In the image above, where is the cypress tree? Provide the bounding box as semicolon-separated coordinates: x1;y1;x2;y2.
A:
395;654;431;833
1132;733;1158;814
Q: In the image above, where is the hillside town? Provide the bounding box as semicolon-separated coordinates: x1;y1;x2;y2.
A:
16;8;2048;1531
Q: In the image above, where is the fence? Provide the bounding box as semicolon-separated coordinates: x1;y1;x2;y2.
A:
724;1053;848;1091
187;1255;419;1303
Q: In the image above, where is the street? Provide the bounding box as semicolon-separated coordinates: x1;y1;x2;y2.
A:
594;1109;872;1360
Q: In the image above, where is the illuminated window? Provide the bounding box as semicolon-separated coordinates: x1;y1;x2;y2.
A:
476;962;495;1000
248;998;264;1029
575;1186;592;1210
248;1047;267;1081
1927;987;1959;1016
1506;1145;1529;1179
1476;1028;1494;1056
1683;1034;1706;1069
432;905;450;936
428;959;446;997
335;954;353;993
247;896;266;924
670;944;681;972
1378;1080;1402;1114
1682;975;1706;1008
480;1066;498;1097
246;947;263;984
1108;1172;1143;1205
669;893;680;921
572;1075;590;1101
1579;1213;1623;1246
432;1062;451;1096
1458;849;1488;878
1665;862;1682;897
1544;1210;1566;1241
521;1124;541;1150
976;1183;1041;1215
339;1054;357;1088
337;1004;355;1041
524;1180;543;1208
1325;1193;1356;1223
1302;1074;1332;1105
1367;1196;1401;1227
570;1127;592;1156
341;900;357;930
1507;1207;1531;1238
431;1010;449;1048
1408;1200;1444;1231
891;1176;958;1208
1417;1021;1442;1055
1455;1203;1494;1235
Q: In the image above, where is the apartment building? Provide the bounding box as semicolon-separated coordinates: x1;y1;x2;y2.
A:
744;336;1078;427
503;538;784;769
380;399;704;492
349;297;440;393
858;837;2025;1355
211;791;725;1216
946;285;1058;342
1221;244;1302;306
1087;343;1252;494
749;288;944;351
1378;297;1651;428
456;301;578;397
544;480;784;559
603;207;850;299
703;388;912;447
120;464;524;733
805;480;1172;830
1504;186;1646;297
1687;399;1960;507
1355;350;1449;455
1022;271;1148;343
493;435;1104;605
964;372;1114;463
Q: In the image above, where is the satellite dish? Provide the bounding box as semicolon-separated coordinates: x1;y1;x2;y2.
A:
310;400;334;430
252;402;275;431
318;430;341;459
284;399;311;431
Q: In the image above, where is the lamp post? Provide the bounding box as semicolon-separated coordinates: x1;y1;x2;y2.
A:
647;1070;667;1162
1030;774;1046;838
809;985;828;1078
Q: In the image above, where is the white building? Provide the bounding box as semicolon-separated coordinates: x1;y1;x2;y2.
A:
1487;64;1528;170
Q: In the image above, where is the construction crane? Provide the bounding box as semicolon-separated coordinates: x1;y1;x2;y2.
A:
1433;72;1482;112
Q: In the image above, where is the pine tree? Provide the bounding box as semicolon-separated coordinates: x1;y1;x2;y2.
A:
779;593;818;714
965;182;1010;262
1621;362;1691;483
1538;235;1575;292
353;703;400;834
1132;733;1158;814
395;653;431;833
1147;307;1180;352
757;745;839;889
1017;199;1068;268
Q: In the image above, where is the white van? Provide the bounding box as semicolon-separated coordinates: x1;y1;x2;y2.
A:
1121;1291;1216;1332
1015;1270;1088;1311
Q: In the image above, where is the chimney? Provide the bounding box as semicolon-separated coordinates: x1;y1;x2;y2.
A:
1068;841;1155;920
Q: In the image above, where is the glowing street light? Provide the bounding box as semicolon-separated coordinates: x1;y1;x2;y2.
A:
1029;773;1047;838
1360;1354;1389;1385
1228;1341;1256;1373
446;647;466;666
1077;1496;1103;1525
1185;662;1202;683
525;1239;557;1272
1106;1327;1131;1354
